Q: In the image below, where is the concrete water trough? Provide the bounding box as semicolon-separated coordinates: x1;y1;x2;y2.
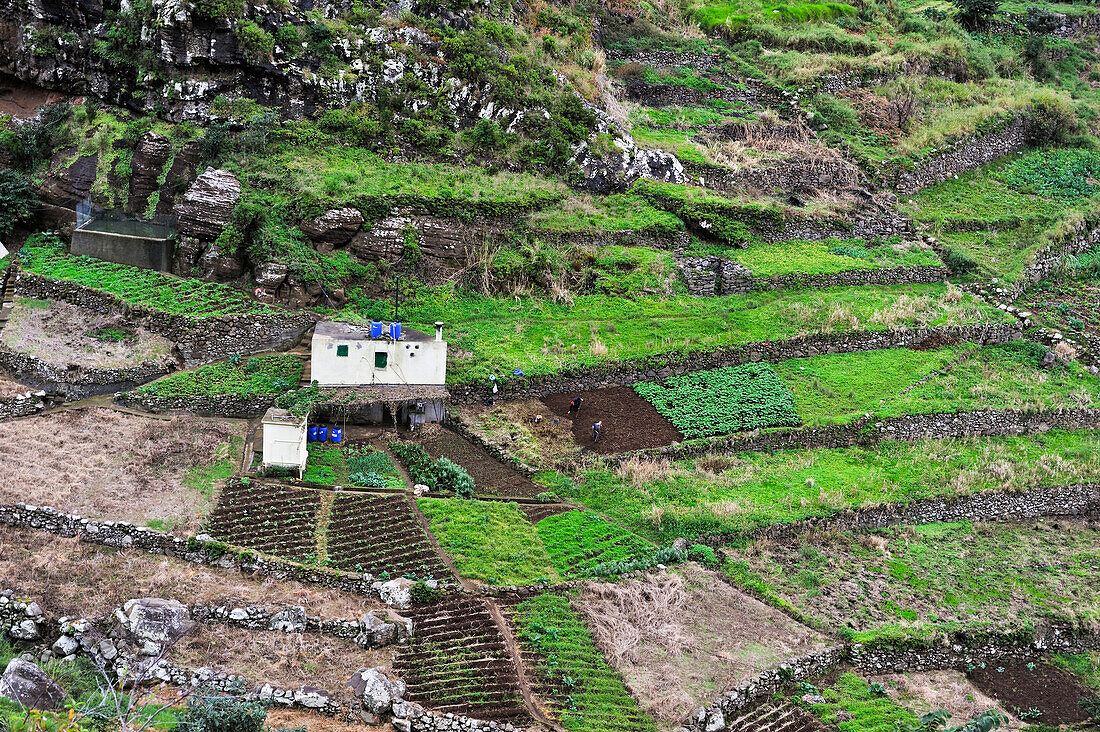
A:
71;217;175;271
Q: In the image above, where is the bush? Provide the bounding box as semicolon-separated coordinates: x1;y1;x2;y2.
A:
951;0;998;29
390;442;437;486
0;169;37;237
1024;94;1079;146
349;471;388;488
687;543;719;567
433;457;475;498
179;695;269;732
410;579;444;605
235;21;275;62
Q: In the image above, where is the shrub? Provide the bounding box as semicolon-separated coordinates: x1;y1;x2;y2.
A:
0;169;37;237
191;0;246;20
951;0;998;29
390;442;437;486
410;579;445;604
433;457;475;498
179;695;269;732
1023;94;1079;146
235;21;275;62
467;118;505;150
688;543;719;567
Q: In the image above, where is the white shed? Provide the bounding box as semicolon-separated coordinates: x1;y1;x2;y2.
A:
261;408;307;477
0;241;9;260
311;320;447;387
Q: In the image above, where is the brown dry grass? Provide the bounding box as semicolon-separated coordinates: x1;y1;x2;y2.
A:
0;408;245;534
869;670;1022;730
267;709;387;731
0;527;383;621
170;624;391;697
574;563;828;723
461;400;581;469
0;373;30;399
2;298;176;369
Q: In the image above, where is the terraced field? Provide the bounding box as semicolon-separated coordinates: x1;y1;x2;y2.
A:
205;481;321;562
326;493;451;580
395;597;530;724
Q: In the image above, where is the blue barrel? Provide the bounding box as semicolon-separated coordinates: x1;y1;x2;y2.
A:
330;426;343;443
370;321;384;338
317;425;329;442
390;321;402;340
307;426;319;442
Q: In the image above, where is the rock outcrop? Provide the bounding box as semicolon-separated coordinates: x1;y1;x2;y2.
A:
175;167;240;240
301;208;365;249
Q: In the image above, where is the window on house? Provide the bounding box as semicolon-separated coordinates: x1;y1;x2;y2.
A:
375;352;388;368
336;344;349;357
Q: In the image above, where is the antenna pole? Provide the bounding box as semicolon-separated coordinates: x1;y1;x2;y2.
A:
394;274;399;322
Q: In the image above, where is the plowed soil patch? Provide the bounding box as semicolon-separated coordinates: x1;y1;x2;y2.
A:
542;386;682;454
970;660;1092;725
418;427;542;498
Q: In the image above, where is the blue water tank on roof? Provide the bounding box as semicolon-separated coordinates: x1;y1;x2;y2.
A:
390;322;402;340
370;321;384;338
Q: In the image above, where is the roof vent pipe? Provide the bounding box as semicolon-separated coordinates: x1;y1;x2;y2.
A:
435;322;444;341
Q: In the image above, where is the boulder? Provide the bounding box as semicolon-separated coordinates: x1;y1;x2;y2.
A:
358;611;396;648
347;666;406;715
128;132;173;214
0;658;65;710
293;686;330;709
378;578;416;610
199;246;245;281
253;261;289;290
121;598;193;655
301;208;364;248
175;167;241;240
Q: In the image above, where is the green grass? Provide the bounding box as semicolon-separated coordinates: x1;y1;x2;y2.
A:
182;436;242;502
634;363;801;438
729;239;943;277
233;144;566;219
1051;652;1100;691
729;520;1100;636
137;355;302;398
513;593;658;732
905;150;1100;284
18;233;268;317
630;126;710;165
543;430;1100;543
628;105;732;129
345;282;1012;384
525;194;684;236
417;498;559;585
695;0;857;31
801;672;920;732
771;346;969;426
535;511;657;577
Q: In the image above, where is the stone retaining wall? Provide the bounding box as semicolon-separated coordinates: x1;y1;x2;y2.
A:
528;228;688;252
0;591;49;643
682;647;845;732
703;482;1100;544
678;256;947;296
0;344;174;399
14;271;315;367
449;323;1022;403
1005;215;1100;300
646;407;1100;461
895;119;1026;194
116;391;279;418
189;603;412;649
0;392;45;421
0;502;389;601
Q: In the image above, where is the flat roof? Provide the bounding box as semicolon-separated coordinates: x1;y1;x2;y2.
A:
262;407;306;425
314;320;432;342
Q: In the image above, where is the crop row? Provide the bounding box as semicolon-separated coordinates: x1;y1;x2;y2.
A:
326;494;450;579
206;481;321;562
396;598;529;723
633;363;801;439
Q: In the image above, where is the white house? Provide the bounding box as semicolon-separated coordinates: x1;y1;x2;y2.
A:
311;320;447;386
261;407;308;476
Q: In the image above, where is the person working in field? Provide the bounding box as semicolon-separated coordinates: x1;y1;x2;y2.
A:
569;397;583;414
592;420;603;442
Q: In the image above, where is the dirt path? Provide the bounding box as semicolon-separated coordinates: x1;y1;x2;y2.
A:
485;598;567;732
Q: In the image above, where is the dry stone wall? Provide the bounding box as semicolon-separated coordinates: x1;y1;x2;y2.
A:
1004;215;1100;300
895;119;1026;194
0;503;392;601
0;345;175;399
678;256;947;296
14;271;315;367
648;407;1100;460
0;392;45;421
450;323;1022;402
116;391;279;418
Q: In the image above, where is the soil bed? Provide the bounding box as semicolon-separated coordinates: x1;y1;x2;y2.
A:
542;386;683;454
417;426;543;498
0;373;29;399
969;660;1092;725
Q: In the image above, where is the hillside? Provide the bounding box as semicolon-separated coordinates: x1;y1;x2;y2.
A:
3;0;1100;729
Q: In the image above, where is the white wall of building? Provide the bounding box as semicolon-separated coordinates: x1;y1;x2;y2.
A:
311;335;447;386
262;415;308;474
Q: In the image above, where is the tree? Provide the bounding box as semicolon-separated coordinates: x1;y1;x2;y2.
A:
0;169;37;237
952;0;999;29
